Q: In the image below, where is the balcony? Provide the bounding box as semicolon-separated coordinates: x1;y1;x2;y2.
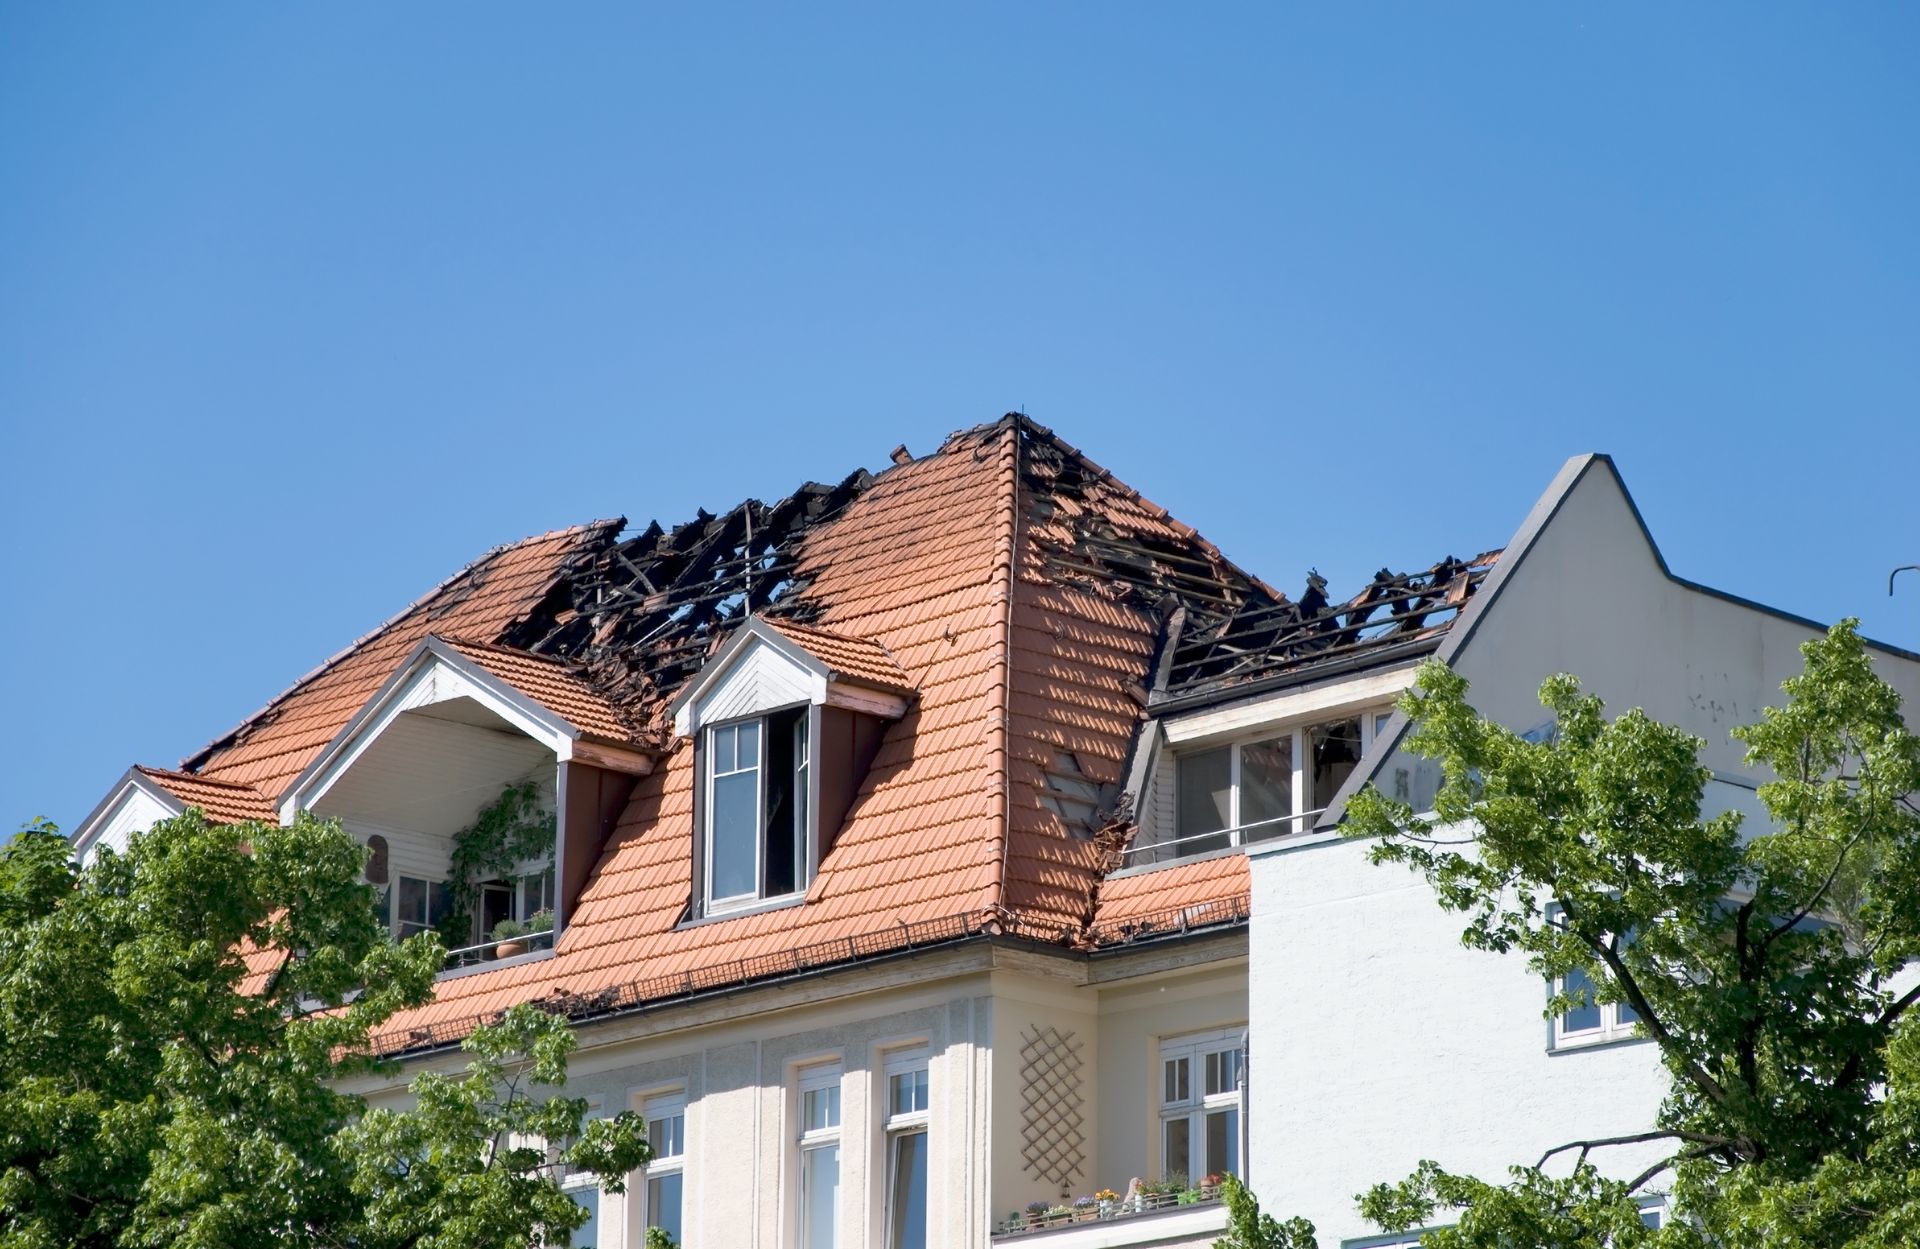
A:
993;1190;1228;1248
443;924;557;970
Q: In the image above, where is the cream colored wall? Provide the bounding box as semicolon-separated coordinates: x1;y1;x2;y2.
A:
987;971;1101;1223
1092;964;1247;1194
371;971;998;1249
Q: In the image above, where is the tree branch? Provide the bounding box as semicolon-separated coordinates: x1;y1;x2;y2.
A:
1560;896;1734;1109
1758;822;1870;951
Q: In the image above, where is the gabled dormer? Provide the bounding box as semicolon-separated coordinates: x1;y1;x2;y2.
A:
280;635;655;970
69;765;277;865
670;616;914;919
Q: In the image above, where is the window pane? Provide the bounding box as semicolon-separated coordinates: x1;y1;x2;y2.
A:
891;1068;928;1117
1163;1116;1190;1180
648;1113;684;1160
888;1131;928;1249
1163;1055;1190;1105
1205;1107;1239;1177
1176;748;1231;850
1561;966;1602;1033
1204;1049;1241;1097
1239;737;1293;839
1617;999;1640;1026
399;876;426;924
710;769;758;900
567;1184;599;1247
714;723;736;771
737;719;760;768
803;1084;841;1133
647;1171;683;1242
1307;718;1363;812
802;1144;839;1249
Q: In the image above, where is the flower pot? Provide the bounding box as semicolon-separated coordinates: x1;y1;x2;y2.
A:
494;939;527;959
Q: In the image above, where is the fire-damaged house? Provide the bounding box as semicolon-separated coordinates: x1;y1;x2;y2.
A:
74;414;1527;1248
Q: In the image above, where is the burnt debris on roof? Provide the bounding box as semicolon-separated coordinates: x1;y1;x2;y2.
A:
504;470;874;718
1155;551;1502;703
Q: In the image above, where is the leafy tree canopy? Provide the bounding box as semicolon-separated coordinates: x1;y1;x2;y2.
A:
1324;620;1920;1248
0;809;648;1249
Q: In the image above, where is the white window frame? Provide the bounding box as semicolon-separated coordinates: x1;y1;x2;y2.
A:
797;1062;843;1249
882;1049;930;1249
1548;909;1643;1050
1553;961;1641;1048
392;873;451;940
1166;708;1390;855
1158;1027;1244;1182
634;1090;686;1245
701;709;813;914
557;1169;601;1249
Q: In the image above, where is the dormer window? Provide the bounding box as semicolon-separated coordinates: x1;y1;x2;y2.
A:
706;707;811;910
1131;702;1397;867
672;616;914;921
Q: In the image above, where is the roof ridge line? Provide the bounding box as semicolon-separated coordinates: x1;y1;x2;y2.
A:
178;518;625;778
986;421;1019;913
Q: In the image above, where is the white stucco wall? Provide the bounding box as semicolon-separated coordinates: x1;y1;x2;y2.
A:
1245;457;1920;1244
1248;834;1668;1244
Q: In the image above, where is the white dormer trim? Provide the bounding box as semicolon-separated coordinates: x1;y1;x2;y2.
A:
70;769;186;864
670;617;909;738
1160;661;1420;748
279;637;652;824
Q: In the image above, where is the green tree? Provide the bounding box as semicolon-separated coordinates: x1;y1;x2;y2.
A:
1330;620;1920;1247
1213;1174;1319;1249
0;809;648;1249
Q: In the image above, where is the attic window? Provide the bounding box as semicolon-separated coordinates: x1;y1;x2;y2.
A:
705;707;811;911
1127;707;1392;868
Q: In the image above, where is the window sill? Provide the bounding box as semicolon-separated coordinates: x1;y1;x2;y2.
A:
1547;1031;1652;1056
679;892;806;930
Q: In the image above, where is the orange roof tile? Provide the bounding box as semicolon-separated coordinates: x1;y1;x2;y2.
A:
185;521;621;797
436;637;650;746
761;618;916;694
133;766;277;825
129;418;1408;1053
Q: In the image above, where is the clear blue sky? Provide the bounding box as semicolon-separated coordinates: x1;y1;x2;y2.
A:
4;5;1918;833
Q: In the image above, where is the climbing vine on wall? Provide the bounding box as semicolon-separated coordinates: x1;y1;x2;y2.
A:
444;781;556;944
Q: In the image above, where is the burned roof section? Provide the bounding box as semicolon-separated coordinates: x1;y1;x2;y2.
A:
504;470;874;721
1154;550;1502;704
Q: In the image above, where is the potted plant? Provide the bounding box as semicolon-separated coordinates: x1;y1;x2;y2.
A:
1200;1172;1226;1200
1093;1187;1120;1218
1071;1195;1098;1222
525;907;555;948
1044;1203;1074;1226
1175;1185;1203;1206
1024;1200;1050;1229
490;917;530;958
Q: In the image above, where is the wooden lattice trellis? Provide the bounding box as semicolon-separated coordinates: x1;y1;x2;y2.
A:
1019;1023;1086;1191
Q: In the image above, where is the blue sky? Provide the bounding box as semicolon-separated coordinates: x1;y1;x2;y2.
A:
3;4;1917;832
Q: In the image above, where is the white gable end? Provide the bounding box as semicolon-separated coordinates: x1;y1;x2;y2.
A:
72;778;179;865
679;637;826;735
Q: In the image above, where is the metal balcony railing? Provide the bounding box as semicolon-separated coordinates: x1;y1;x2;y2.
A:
1120;808;1327;867
443;928;556;969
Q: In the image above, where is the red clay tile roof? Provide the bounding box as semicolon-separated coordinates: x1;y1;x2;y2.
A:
760;618;916;694
359;418;1273;1050
133;766;277;825
136;418;1481;1051
436;637;651;746
183;521;622;797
